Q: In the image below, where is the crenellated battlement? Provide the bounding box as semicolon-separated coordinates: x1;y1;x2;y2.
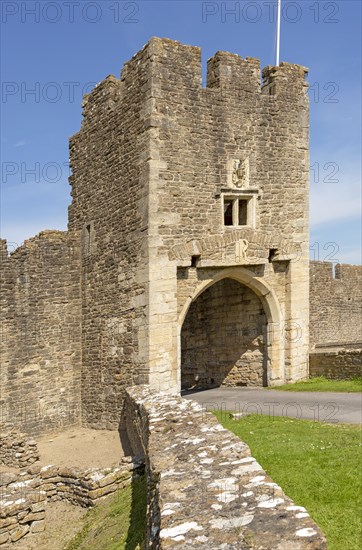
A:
78;37;309;127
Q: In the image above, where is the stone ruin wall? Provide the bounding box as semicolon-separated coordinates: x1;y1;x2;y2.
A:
0;424;39;468
124;386;327;549
1;39;361;439
0;231;82;436
309;348;361;380
309;261;362;379
0;457;143;546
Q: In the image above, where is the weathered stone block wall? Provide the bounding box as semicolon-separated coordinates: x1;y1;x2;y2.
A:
0;425;39;467
181;278;267;388
0;232;81;435
68;44;159;428
124;386;326;549
153;47;309;246
0;483;46;544
309;348;362;380
310;261;362;348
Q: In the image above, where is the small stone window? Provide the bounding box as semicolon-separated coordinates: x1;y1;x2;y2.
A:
85;225;91;254
223;197;250;227
83;223;93;256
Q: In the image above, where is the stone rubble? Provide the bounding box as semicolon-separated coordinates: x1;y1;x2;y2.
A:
0;425;39;468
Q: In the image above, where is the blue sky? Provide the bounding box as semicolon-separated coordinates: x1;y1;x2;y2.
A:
1;0;361;263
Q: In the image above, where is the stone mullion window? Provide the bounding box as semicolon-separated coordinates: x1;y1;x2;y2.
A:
223;196;251;227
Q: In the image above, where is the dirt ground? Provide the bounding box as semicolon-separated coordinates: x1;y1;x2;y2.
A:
36;426;125;469
1;427;125;474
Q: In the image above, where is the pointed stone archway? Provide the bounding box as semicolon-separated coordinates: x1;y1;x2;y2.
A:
177;267;284;391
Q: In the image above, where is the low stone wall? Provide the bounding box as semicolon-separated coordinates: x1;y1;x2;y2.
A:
309;348;362;380
0;425;39;468
124;385;327;549
0;486;46;545
0;459;143;545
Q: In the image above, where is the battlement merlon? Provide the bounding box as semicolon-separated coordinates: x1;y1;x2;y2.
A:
262;62;309;97
0;239;8;261
76;38;309;126
207;51;261;93
122;36;202;89
81;75;121;124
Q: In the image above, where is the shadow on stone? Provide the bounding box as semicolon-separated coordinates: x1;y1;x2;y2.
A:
119;421;133;458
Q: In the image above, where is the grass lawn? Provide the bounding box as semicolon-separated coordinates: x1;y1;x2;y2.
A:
213;412;362;550
268;376;362;392
66;474;147;550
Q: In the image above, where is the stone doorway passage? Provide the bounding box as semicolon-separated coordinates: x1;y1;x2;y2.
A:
181;278;268;389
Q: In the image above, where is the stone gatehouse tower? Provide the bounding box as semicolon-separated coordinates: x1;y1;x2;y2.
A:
1;38;312;433
68;37;310;427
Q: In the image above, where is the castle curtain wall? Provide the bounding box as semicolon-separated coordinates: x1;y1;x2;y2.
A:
0;39;321;432
2;40;361;435
309;261;362;379
310;261;362;347
0;233;81;435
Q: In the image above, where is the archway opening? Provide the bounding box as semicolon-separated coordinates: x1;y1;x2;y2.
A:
181;278;268;389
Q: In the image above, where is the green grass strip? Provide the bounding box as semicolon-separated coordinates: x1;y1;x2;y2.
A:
213;412;362;550
66;474;146;550
267;376;362;392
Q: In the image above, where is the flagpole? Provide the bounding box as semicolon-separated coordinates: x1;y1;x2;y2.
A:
276;0;281;66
